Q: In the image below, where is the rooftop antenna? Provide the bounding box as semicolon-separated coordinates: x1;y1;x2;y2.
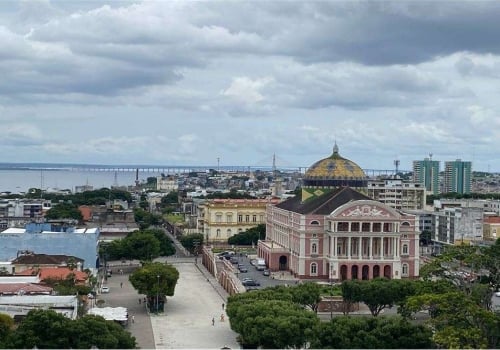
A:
217;157;220;174
394;158;400;176
272;153;277;176
113;171;118;187
429;153;433;161
40;170;44;199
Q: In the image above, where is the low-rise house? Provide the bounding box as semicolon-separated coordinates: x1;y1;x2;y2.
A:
11;252;84;274
16;267;89;285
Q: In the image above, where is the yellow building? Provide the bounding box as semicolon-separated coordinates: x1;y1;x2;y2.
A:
197;198;281;243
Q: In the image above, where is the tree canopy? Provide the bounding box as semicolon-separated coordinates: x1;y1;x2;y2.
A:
26;188;132;205
129;262;179;312
402;291;500;348
101;228;175;261
44;202;83;221
179;233;204;254
227;224;265;245
2;309;136;349
310;316;434;349
341;278;415;316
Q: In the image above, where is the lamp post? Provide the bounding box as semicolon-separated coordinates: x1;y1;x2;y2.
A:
156;275;160;313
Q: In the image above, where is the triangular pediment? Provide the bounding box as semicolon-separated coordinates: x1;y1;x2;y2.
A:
328;200;400;219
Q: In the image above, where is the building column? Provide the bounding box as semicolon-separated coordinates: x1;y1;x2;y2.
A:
380;237;384;260
369;237;373;259
347;236;351;259
358;237;362;259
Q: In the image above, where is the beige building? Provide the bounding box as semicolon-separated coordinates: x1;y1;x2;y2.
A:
197;198;280;243
367;179;426;210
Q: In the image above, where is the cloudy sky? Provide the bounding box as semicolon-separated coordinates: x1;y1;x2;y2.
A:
2;1;500;172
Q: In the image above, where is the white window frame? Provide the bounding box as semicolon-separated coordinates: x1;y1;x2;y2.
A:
310;262;318;276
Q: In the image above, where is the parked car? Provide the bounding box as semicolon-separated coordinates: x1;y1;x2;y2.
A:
230;257;239;264
495;291;500;297
101;286;110;293
263;269;270;276
239;266;248;273
242;279;260;287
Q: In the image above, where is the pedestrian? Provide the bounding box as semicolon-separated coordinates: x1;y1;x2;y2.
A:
132;315;135;323
139;298;141;304
120;282;123;288
222;303;225;310
212;317;215;326
220;314;225;322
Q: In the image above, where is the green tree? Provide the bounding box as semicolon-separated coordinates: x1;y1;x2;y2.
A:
340;279;363;315
227;224;266;245
129;262;179;312
69;314;136;349
6;309;73;349
44;202;83;221
133;207;162;229
359;278;414;316
123;231;161;261
143;228;176;256
0;313;15;347
226;299;318;349
290;282;323;313
403;291;500;348
179;233;204;254
310;316;434;349
5;310;136;349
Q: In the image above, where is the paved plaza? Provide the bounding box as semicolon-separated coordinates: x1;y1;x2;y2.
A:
99;259;239;349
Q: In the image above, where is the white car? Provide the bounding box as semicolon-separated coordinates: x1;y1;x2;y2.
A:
495;291;500;297
101;286;110;293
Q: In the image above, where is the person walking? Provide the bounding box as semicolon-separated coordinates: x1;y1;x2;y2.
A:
139;298;141;304
222;303;225;310
220;314;225;322
120;282;123;288
131;315;135;323
212;317;215;326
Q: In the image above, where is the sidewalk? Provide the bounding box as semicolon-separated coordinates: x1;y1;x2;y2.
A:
151;262;240;349
98;270;155;349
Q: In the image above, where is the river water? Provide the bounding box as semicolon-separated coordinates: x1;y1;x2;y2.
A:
0;168;163;194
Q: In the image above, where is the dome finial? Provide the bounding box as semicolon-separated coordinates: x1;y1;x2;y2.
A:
333;141;339;154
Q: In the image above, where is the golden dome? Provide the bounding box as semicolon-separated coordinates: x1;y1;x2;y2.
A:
304;143;366;182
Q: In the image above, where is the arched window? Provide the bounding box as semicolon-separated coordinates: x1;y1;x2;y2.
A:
311;243;317;254
216;229;221;238
310;263;317;275
402;244;409;255
227;229;232;236
402;263;409;276
310;220;320;225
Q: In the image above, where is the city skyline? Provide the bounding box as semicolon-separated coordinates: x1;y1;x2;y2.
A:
2;1;500;171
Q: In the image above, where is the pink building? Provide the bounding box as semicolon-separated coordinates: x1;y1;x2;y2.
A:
258;144;419;281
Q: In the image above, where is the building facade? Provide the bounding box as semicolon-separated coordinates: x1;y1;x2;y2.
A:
197;198;280;243
443;159;472;194
413;158;440;195
367;179;426;210
258;144;420;281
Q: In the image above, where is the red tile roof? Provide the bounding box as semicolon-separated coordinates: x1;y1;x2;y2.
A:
16;267;88;283
0;283;53;295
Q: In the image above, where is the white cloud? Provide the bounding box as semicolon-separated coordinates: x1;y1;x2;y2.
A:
221;76;274;104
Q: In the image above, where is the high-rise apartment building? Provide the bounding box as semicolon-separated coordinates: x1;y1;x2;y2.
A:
413;158;440;195
444;159;472;194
